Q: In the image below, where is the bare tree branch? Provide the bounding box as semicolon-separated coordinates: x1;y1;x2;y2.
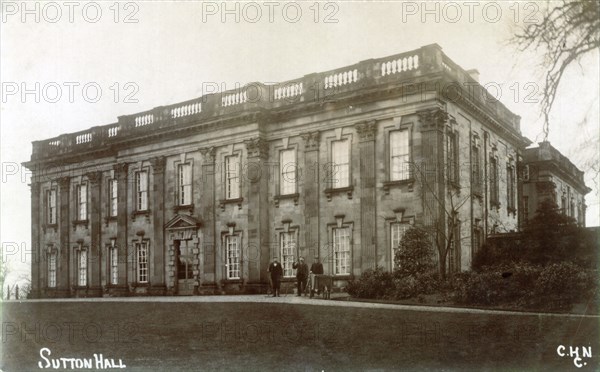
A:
511;0;600;140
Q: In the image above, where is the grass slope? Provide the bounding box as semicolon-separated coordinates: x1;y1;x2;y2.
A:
1;300;598;371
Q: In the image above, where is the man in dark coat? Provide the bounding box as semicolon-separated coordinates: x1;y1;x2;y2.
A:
292;257;309;296
310;256;324;275
310;256;324;295
268;257;283;297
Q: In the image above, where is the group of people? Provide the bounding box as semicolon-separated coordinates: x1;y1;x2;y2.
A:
267;256;324;297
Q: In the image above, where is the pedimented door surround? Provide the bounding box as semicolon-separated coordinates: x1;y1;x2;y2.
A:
165;214;202;295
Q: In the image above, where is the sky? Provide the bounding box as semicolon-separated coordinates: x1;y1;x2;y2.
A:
1;1;599;286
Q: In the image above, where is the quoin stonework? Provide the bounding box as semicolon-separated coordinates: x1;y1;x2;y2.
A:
23;44;590;298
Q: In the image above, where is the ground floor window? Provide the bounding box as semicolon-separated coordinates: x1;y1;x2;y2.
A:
76;249;87;286
136;241;149;283
109;247;118;285
226;234;240;279
391;222;410;268
472;227;482;258
47;252;57;288
333;227;351;275
447;223;461;273
280;231;296;278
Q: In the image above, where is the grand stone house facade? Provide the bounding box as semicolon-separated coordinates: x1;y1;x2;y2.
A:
24;44;532;298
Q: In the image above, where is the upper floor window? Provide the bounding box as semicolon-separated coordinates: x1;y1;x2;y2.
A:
225;234;240;279
135;241;149;283
390;130;410;181
46;189;57;224
76;183;87;221
225;155;240;200
331;139;350;188
280;149;297;195
333;227;351;275
506;165;515;212
490;157;499;207
280;231;296;278
472;145;481;193
135;171;148;211
446;131;459;184
523;196;529;222
178;163;192;205
108;178;118;217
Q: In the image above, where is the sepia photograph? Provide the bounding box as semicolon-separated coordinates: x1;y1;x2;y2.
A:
1;1;599;371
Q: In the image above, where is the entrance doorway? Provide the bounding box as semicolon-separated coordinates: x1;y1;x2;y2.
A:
174;239;195;295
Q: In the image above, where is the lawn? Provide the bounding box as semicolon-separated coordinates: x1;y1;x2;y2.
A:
1;299;598;371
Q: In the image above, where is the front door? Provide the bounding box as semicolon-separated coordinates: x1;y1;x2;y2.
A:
175;239;195;295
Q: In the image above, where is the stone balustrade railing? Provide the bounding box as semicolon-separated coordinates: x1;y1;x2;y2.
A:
30;44;521;159
75;132;93;144
171;99;202;118
273;81;303;100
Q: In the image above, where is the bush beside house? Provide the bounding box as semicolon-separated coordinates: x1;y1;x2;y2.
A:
347;201;599;312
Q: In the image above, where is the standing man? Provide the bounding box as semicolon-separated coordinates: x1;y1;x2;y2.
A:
268;257;283;297
292;257;309;296
310;256;324;275
310;256;324;295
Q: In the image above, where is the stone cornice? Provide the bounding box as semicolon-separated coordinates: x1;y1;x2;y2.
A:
24;47;529;168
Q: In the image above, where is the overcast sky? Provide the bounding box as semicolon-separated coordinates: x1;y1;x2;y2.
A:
1;1;598;283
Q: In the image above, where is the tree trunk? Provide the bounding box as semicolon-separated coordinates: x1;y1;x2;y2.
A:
438;249;447;280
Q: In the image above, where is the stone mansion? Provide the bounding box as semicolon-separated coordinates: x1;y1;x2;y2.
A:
23;44;588;298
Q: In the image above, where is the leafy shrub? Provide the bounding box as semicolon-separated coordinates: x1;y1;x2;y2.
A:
346;267;393;299
347;265;442;300
528;262;595;310
392;271;442;299
389;275;418;299
451;263;543;306
450;262;597;311
394;226;435;278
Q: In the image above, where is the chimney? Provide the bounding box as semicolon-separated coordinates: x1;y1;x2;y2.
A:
466;69;480;82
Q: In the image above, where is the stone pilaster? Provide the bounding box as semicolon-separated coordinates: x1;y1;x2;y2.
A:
356;121;377;270
417;108;448;230
114;163;129;295
199;147;217;285
58;176;71;297
30;181;41;298
87;171;102;296
150;156;166;295
243;138;269;285
301;131;320;259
